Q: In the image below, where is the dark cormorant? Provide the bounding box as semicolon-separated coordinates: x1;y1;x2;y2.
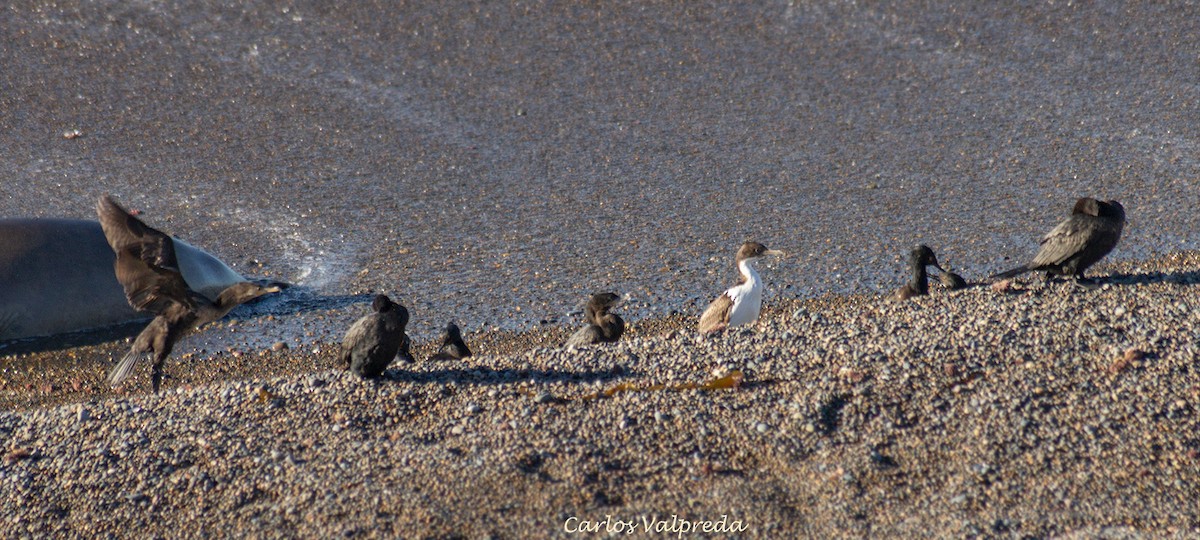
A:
97;195;281;392
890;245;944;301
339;294;412;378
565;292;625;347
698;241;784;333
429;321;472;360
990;198;1125;282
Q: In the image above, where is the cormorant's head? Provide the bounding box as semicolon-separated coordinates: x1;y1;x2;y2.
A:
1072;197;1101;217
736;241;785;263
1100;199;1125;220
372;294;395;312
216;282;283;308
1072;197;1125;221
910;244;944;272
372;294;410;327
588;292;623;312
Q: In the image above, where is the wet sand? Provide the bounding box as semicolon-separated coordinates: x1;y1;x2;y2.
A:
2;1;1200;342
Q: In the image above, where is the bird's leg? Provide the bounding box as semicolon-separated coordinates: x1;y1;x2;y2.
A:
151;357;166;393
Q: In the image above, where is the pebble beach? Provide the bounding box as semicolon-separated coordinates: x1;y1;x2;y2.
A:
3;255;1200;538
3;0;1200;537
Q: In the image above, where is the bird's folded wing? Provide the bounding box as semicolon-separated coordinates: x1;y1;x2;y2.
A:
698;292;734;333
1033;216;1094;267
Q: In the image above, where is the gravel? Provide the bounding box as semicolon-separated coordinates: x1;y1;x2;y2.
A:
2;255;1199;537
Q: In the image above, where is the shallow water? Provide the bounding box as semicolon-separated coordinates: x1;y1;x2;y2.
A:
2;1;1198;350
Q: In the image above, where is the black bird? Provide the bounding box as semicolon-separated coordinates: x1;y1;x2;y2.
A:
890;245;944;301
565;292;625;347
429;321;472;361
991;198;1125;283
97;195;281;392
340;294;412;378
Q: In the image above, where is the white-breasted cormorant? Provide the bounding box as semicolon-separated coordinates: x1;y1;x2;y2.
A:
698;242;784;333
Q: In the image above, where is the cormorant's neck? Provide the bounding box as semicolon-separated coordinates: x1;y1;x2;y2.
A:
738;258;761;286
597;313;624;341
908;264;929;295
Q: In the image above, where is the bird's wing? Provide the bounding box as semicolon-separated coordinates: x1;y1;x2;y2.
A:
108;317;166;387
396;333;414;363
114;249;194;314
601;314;625;342
108;348;147;387
339;315;375;368
96;195;180;272
698;292;735;333
565;325;602;347
98;195;193;314
1031;215;1095;268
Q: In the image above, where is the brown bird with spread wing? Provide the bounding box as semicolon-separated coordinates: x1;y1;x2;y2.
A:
97;195;281;392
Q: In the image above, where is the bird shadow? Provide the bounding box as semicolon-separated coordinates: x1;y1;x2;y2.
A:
0;286;371;356
954;268;1200;292
378;365;638;387
1098;269;1200;287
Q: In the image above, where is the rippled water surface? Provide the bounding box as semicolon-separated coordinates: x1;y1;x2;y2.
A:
2;1;1198;349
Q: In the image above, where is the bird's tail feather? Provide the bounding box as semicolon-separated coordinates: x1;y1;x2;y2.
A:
989;265;1030;280
109;349;146;387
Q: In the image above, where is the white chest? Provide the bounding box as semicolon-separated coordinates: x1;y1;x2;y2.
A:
725;260;764;327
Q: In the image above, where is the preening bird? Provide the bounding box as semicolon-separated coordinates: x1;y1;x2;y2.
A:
698;242;784;333
97;194;281;392
939;269;968;291
565;292;625;347
990;197;1125;283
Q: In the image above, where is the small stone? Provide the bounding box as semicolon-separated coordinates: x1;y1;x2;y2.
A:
466;403;482;415
450;425;464;435
991;279;1014;293
534;391;553;404
272;342;289;352
755;422;769;433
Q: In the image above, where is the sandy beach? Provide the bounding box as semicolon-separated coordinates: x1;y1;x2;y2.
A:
3;0;1200;537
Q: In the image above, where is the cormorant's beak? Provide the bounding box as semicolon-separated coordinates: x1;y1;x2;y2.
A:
263;285;284;294
765;249;785;258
